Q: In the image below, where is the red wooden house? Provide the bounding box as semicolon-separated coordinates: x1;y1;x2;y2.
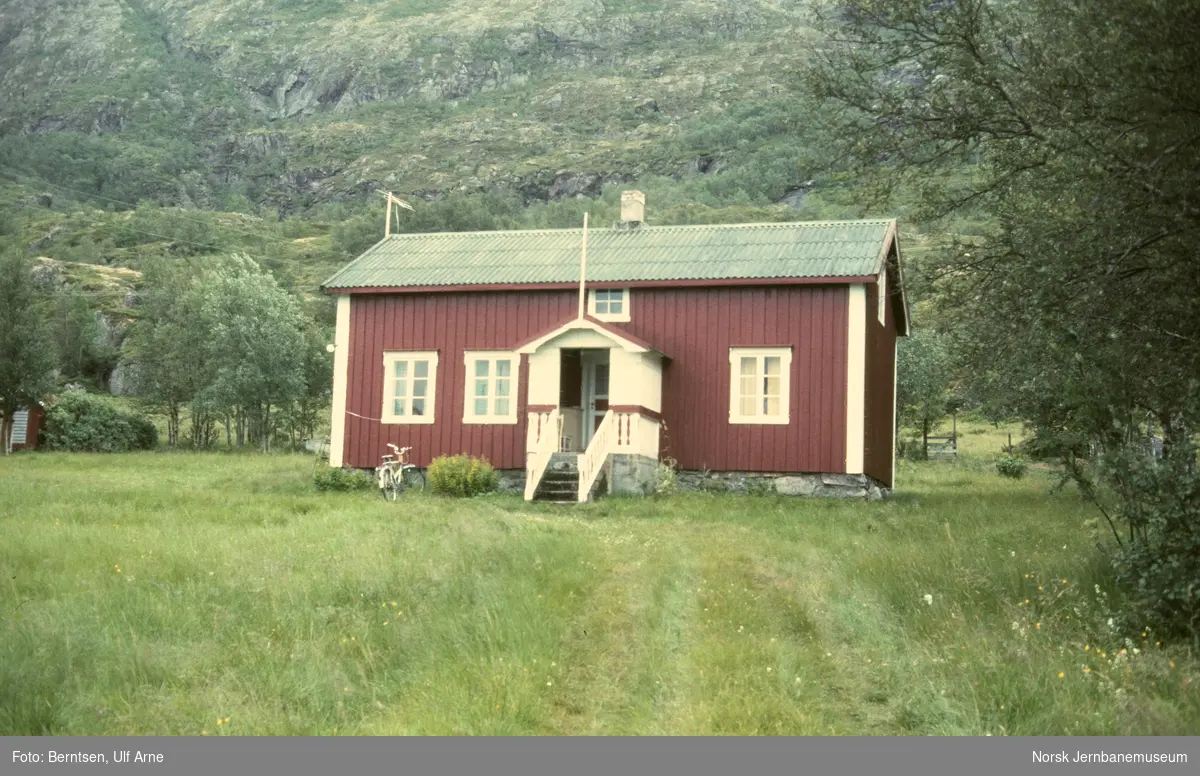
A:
321;192;909;501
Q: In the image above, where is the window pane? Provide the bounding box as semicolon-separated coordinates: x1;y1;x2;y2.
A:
595;364;609;394
595;299;609;314
475;360;489;377
496;359;511;377
414;360;428;378
394;379;407;398
495;398;510;416
496;378;510;397
739;376;756;398
764;397;781;416
393;398;406;416
740;357;757;376
394;361;408;378
740;396;756;416
412;379;427;398
764;356;781;376
475;379;489;397
764;376;781;396
412;398;425;416
609;299;622;314
474;398;488;416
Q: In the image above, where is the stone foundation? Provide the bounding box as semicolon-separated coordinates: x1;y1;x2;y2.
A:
675;470;888;500
493;464;889;501
608;453;659;495
495;469;526;494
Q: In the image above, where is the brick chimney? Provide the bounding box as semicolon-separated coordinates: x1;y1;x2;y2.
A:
619;190;645;225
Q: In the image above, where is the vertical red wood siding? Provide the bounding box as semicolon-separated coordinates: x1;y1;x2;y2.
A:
862;254;899;487
342;285;849;474
627;285;848;474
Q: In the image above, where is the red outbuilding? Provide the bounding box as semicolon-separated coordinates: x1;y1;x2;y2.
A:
6;404;45;453
321;192;909;501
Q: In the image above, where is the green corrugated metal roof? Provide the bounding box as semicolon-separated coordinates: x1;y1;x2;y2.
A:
321;219;895;290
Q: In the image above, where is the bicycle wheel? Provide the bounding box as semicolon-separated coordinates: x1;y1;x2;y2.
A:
402;467;426;492
383;469;402;501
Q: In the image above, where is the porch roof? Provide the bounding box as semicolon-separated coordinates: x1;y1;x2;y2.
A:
514;315;667;358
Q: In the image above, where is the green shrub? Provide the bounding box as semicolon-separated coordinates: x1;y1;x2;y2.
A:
654;456;678;496
1098;445;1200;639
996;455;1028;479
41;391;158;452
427;454;499;497
313;465;376;492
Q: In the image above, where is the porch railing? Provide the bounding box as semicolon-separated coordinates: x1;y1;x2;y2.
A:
524;409;562;501
577;410;616;502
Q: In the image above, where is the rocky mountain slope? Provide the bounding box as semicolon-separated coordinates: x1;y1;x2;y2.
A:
0;0;826;213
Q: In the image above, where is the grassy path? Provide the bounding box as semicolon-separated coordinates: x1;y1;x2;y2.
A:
1;452;1196;735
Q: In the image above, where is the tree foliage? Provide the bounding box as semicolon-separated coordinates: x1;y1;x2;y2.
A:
0;249;55;454
128;254;328;450
804;0;1200;634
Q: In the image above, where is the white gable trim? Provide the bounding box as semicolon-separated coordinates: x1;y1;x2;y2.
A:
516;318;650;355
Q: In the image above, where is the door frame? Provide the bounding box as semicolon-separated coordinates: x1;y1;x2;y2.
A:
580;350;610;449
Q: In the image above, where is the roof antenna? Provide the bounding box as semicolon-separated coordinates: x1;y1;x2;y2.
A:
376;190;414;237
577;212;589;319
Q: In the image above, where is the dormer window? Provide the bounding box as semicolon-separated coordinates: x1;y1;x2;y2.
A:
589;289;630;322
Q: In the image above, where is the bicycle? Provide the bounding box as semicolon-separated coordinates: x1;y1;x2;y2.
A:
376;443;426;500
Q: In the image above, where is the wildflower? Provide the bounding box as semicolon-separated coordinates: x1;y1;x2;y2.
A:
383;621;388;625
1084;645;1090;651
1010;551;1016;557
1058;672;1064;678
1170;661;1175;669
1035;622;1041;630
1038;586;1044;591
1061;579;1068;584
923;594;933;605
1024;599;1030;605
1084;667;1091;674
391;602;398;607
767;667;772;672
344;686;349;692
217;719;223;727
546;681;552;686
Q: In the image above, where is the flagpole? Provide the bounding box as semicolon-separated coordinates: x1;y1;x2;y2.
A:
577;212;589;319
385;191;393;237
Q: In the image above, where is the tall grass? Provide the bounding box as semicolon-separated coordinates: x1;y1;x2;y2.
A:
1;451;1196;735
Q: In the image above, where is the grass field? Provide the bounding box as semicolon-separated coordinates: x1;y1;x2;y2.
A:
1;448;1197;736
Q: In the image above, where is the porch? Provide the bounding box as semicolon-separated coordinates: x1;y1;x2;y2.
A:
517;318;666;503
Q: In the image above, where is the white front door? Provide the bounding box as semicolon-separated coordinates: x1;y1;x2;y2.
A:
580;352;610;449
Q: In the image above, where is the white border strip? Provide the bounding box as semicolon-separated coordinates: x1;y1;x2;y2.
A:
328;295;351;467
845;285;866;475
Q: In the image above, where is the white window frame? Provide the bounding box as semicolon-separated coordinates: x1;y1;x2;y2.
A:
588;288;631;322
728;347;792;425
463;351;519;424
877;267;888;326
381;351;438;424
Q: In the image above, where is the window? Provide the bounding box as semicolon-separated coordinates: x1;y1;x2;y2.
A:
588;288;631;322
382;351;438;424
463;352;519;424
728;347;792;424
